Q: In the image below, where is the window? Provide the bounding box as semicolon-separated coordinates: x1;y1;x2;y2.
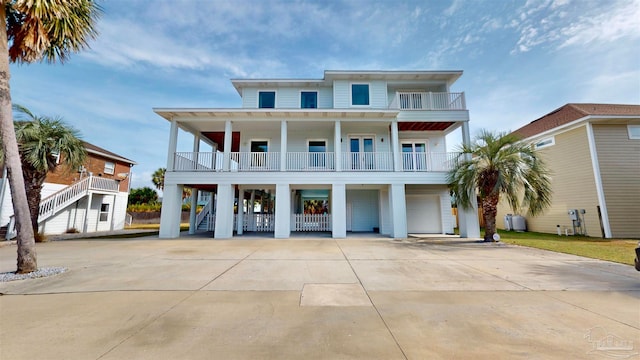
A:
104;161;115;174
258;91;276;108
301;91;318;109
351;84;370;106
534;137;555;149
99;204;109;222
401;142;427;170
628;125;640;139
308;140;326;167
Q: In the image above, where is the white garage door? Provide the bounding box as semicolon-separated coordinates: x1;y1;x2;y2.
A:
406;195;441;233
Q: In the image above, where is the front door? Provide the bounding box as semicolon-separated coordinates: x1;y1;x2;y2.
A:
349;136;374;170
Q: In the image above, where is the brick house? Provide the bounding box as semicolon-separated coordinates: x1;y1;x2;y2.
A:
0;141;137;236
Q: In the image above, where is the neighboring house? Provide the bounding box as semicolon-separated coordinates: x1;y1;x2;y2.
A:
497;103;640;238
0;141;137;236
154;70;480;239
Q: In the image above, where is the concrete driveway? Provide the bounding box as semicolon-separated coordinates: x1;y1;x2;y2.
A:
1;235;638;359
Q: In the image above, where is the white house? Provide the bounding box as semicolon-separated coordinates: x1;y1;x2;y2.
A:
154;70;480;239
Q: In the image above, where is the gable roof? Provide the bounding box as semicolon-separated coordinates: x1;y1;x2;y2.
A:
513;103;640;139
83;141;137;165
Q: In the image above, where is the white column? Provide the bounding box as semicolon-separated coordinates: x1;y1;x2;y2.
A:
214;184;234;238
334;120;342;172
280;120;287;171
166;118;179;170
83;192;93;233
389;184;407;238
248;190;255;231
331;183;346;238
379;188;390;235
223;120;232;171
458;121;480;239
274;184;291;238
391;120;401;171
159;184;183;238
236;189;244;235
189;188;198;234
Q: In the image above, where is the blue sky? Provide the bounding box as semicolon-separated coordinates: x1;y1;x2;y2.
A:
8;0;640;191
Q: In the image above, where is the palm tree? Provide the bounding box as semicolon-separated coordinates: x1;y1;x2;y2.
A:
448;130;552;242
151;167;191;200
0;0;101;273
152;167;165;191
14;105;86;237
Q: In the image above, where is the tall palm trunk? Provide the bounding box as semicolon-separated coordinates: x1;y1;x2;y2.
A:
23;165;46;235
0;5;37;273
482;193;499;242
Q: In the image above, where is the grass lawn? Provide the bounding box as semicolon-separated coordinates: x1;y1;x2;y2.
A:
496;229;638;266
125;223;190;231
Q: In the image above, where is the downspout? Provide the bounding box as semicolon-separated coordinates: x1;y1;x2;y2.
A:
586;122;611;238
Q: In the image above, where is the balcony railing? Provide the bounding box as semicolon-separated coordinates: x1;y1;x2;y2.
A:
172;151;459;172
389;92;466;110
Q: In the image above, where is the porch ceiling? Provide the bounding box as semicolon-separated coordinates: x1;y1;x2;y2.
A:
398;122;455;131
153;108;400;122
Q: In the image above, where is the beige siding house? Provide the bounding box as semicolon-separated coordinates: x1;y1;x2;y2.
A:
497;104;640;239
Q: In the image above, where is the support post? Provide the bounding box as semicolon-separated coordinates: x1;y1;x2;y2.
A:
274;184;290;238
389;184;407;238
159;184;183;238
223;120;232;171
237;189;244;235
391;120;401;171
83;192;93;233
331;183;346;238
214;184;234;239
280;120;287;171
166;118;179;171
189;188;198;234
334;121;342;172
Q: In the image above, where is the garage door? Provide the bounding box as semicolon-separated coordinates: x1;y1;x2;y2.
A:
406;195;441;233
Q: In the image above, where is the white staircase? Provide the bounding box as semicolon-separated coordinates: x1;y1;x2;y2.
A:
195;201;213;231
39;176;120;223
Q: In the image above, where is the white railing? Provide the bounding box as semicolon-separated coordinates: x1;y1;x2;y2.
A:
401;152;459;172
292;214;331;231
341;152;394;171
174;152;218;171
171;151;459;172
38;175;119;222
230;152;280;171
286;152;335;171
389;92;466;110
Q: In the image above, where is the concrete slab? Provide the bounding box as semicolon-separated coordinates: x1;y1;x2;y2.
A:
369;291;640;360
203;260;358;291
98;291;405;360
0;291;191;360
1;236;639;360
300;283;372;307
350;259;527;291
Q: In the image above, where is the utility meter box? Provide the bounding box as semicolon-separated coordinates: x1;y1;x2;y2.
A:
568;209;579;221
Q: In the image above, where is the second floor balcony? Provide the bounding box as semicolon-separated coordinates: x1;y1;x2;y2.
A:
172;151;459;173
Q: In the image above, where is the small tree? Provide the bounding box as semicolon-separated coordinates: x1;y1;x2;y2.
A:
128;187;159;205
448;130;552;242
13;105;86;237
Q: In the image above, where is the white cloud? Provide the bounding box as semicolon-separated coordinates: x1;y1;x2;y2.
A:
511;0;640;54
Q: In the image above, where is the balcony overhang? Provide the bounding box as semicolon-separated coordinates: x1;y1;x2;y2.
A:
153;108;400;122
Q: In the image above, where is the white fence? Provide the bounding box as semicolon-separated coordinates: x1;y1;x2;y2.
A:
401;152;458;172
292;214;331;231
